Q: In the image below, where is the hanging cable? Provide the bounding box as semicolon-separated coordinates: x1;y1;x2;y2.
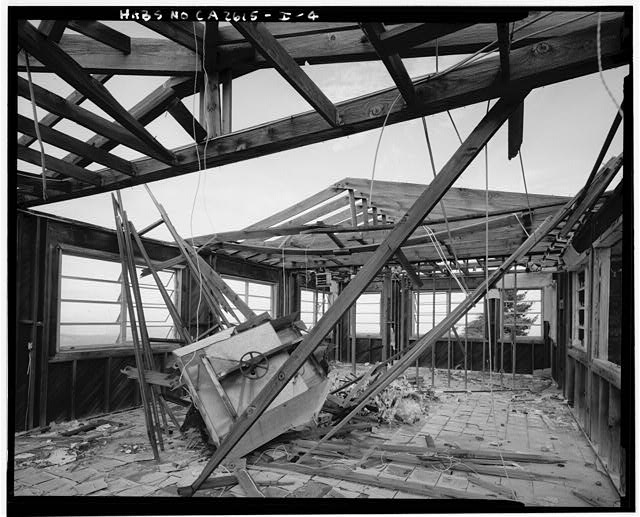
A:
421;116;468;291
368;93;403;205
189;22;204;337
24;53;47;200
597;13;624;119
483;99;517;500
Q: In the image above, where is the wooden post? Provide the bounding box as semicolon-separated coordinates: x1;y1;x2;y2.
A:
350;303;357;375
574;362;584;423
381;269;391;363
598;379;610;461
220;68;232;134
566;356;575;406
512;265;518;386
431;274;436;386
203;22;221;138
590;372;600;446
608;386;621;476
447;277;451;387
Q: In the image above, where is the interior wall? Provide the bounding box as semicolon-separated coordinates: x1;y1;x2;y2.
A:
13;211;282;431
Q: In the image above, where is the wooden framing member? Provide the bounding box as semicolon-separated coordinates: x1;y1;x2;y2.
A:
16;76;167;163
377;22;475;54
167;96;208;142
17;74;111;149
17;21;175;165
37;20;67;42
221;69;233;134
21;14;627;208
143;20;203;53
17;114;136;177
17;171;73;195
395;249;423;288
17;145;103;186
179;93;526;496
202;22;222;138
497;22;524;159
66;20;131;54
361;23;416;105
232;22;339;127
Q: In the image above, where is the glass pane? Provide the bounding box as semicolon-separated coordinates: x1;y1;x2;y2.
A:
61;255;121;281
61;278;121;302
60;301;122;324
59;323;121;348
248;282;272;297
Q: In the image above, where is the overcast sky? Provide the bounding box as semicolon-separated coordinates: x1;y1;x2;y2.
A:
19;18;627;243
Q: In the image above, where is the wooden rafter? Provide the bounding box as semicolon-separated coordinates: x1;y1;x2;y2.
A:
167;97;208;142
202;21;221;138
232;22;339;127
395;249;423;288
17;171;73;194
17;74;111;149
497;22;524;159
67;77;195;168
18;14;628;208
67;20;131;54
17;114;136;177
37;20;67;42
378;22;475;54
18;13;620;77
16;76;161;162
17;20;175;165
361;23;416;105
17;145;103;186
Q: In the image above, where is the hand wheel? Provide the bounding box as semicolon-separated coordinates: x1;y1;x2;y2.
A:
239;351;269;379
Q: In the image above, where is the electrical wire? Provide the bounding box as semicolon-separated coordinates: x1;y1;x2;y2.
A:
483;99;517;500
368;93;403;205
597;13;624;119
518;150;533;222
24;53;47;200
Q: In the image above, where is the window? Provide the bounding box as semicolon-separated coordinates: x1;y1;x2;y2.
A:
571;269;588;348
222;276;276;321
300;288;331;329
502;288;542;340
59;253;180;351
413;290;485;339
355;292;380;335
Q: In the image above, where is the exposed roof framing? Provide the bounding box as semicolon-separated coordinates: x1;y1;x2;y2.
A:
14;11;628;207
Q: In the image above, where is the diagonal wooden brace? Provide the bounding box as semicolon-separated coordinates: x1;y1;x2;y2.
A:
177;92;527;496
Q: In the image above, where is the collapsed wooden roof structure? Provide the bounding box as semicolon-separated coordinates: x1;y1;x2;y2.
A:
13;8;630;498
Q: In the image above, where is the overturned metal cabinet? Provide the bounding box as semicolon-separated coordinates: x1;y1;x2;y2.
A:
173;319;330;458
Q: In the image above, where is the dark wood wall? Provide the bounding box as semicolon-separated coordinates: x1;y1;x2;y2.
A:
13;211;282;431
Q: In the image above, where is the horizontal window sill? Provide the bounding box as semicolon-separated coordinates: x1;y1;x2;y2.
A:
50;343;180;362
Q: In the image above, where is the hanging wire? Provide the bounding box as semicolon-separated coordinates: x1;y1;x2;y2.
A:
368;93;403;205
483;99;517;500
24;53;47;199
596;13;624;119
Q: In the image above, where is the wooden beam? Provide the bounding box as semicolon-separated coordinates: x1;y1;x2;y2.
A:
232;22;339;127
20;16;629;207
179;93;525;496
143;20;203;53
18;14;620;77
67;20;131;54
68;77;195;168
220;69;233;134
497;22;524;159
167;97;208;142
327;232;345;249
17;171;73;194
378;22;475;54
37;20;66;42
17;74;111;149
17;145;103;186
361;23;416;105
395;249;423;288
17;114;136;176
17;21;175;165
203;22;221;138
16;76;160;160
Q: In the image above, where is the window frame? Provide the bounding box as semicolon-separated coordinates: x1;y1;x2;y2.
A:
55;246;183;355
299;287;331;330
412;289;485;340
355;291;381;337
570;267;589;351
500;287;544;343
220;274;277;320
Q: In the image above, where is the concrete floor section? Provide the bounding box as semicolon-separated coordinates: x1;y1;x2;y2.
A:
11;367;620;507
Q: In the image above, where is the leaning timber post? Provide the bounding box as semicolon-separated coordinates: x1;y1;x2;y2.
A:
431;272;436;386
178;94;527;496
